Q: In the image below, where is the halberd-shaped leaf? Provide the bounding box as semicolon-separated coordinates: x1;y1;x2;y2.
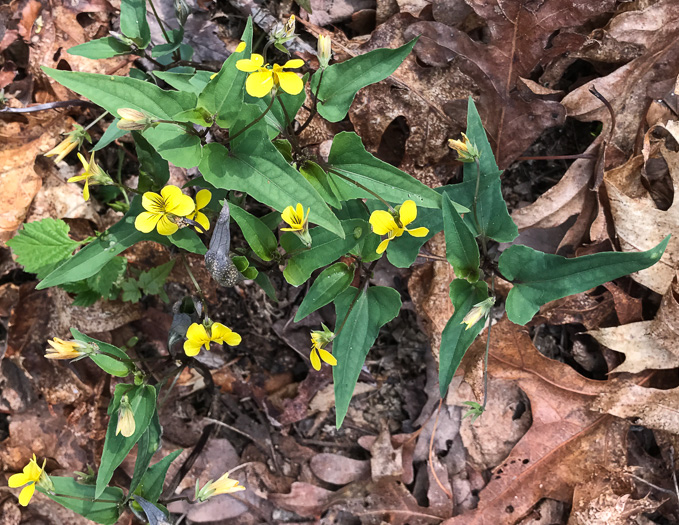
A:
500;236;670;325
311;40;417;122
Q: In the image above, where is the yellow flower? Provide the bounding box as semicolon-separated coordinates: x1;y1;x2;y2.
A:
235;41;247;53
67;152;110;201
116;395;135;437
236;54;304;98
281;203;311;246
187;189;211;232
310;326;336;371
117;108;155;131
317;34;332;68
369;200;429;254
134;185;195;236
45;338;88;360
183;321;242;357
196;472;245;501
8;455;51;506
284;15;296;38
448;133;480;163
44;135;79;163
461;297;495;330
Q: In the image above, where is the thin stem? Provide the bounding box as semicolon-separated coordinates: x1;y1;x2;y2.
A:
481;275;495;411
276;97;300;152
297;68;324;135
226;461;256;477
0;100;95;114
147;0;171;43
225;94;277;144
84;111;109;131
180;253;209;319
115;149;130;205
472;158;488;257
328;169;394;211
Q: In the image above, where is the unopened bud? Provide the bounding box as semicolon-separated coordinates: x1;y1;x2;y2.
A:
317;34;332;68
117;108;155;131
174;0;189;26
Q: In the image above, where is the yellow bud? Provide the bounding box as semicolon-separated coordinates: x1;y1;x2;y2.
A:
318;34;332;68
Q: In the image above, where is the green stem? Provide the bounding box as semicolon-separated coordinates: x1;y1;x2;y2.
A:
84;111;109;131
276;97;300;153
148;0;171;43
297;68;324;135
328;169;394;212
481;275;495;410
225;94;277;145
180;253;209;319
115;149;130;205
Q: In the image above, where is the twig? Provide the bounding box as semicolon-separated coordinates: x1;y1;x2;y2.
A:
481;275;496;411
670;447;679;502
203;417;258;442
627;473;678;499
0;100;95;114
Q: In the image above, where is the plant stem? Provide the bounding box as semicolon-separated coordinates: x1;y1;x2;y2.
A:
297;68;324;135
115;149;130;205
328;169;394;211
225;94;277;144
180;253;209;319
481;275;495;410
84;111;109;131
276;97;301;153
147;0;171;43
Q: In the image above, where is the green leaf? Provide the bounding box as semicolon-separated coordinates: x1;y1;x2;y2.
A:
138;260;175;302
134;132;170;191
442;193;480;281
37;199;147;289
71;329;132;377
7;219;80;279
200;135;344;239
129;411;161;497
199;18;253;127
247;79;308;138
328;132;443;209
96;385;157;498
173;107;213;127
68;37;132;59
500;236;671;325
295;262;354;321
42;477;124;525
168;228;207;255
153;70;201;95
333;286;401;427
385;206;441;268
86;257;127;297
63;283;101;307
311;40;416;122
254;271;277;301
284;220;368;286
138;449;182;502
142;123;203;169
458;98;517;243
121;0;151;48
294;0;312;13
92;119;128;152
42;67;196;120
230;204;278;261
300;161;341;209
439;279;488;396
121;279;143;303
151;28;184;58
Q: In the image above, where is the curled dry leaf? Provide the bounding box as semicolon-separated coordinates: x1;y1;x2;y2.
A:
604;146;679;294
588;276;679;373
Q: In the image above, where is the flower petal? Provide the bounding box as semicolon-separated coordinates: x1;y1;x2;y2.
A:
18;483;35;506
222;331;242;347
407;226;429;237
399;200;417;226
236;54;264;71
369;210;398;235
141;192;164;212
183;339;203;357
376;238;390;254
8;473;29;488
235;41;247;53
77;152;89;171
193;211;210;232
281;205;299;228
187;323;209;344
276;71;303;95
166;193;195;217
245;71;274;98
282;59;305;69
135;212;161;233
195;189;212;210
82;178;90;201
318;348;337;366
310;348;321;371
67;173;89;183
156;215;179;236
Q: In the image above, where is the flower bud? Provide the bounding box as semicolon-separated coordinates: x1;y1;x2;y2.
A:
461;297;495;330
317;34;332;69
117;108;155;131
174;0;189;26
448;132;481;163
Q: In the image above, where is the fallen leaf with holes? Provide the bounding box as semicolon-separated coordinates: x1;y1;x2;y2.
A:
446;318;629;524
603;146;679;294
587;276;679;373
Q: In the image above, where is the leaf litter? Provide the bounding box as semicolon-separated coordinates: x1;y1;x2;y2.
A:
2;0;679;523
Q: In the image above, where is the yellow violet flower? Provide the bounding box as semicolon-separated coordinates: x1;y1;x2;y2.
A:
235;41;247;53
310;325;336;371
67;152;111;201
183;321;242;357
281;203;311;246
448;133;480;163
135;185;195;236
8;455;52;506
461;297;495;330
116;395;135;437
44;135;79;163
187;189;212;232
196;471;245;501
45;338;88;360
236;54;304;98
117;108;155;131
317;34;332;68
369;200;429;254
